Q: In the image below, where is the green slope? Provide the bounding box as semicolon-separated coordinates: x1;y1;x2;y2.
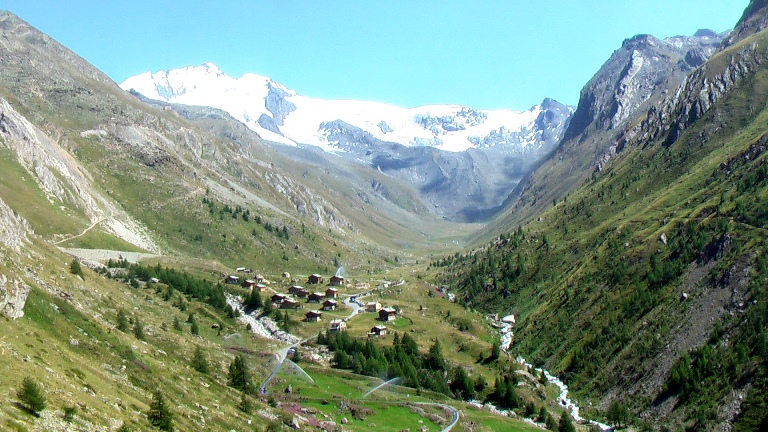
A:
439;29;768;429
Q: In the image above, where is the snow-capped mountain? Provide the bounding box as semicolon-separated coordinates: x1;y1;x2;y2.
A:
120;63;573;154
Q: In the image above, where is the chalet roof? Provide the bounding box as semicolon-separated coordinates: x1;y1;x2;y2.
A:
381;307;396;313
373;325;387;331
305;310;323;316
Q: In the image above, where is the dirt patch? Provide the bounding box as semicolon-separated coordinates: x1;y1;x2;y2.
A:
59;247;159;264
634;255;752;418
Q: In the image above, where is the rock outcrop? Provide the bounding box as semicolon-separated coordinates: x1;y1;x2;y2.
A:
0;274;31;319
0;196;31;252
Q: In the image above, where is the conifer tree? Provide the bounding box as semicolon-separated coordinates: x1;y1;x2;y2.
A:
558;412;576;432
17;377;46;414
117;309;129;332
192;346;209;374
147;389;174;431
70;259;84;279
238;391;252;413
133;320;145;340
228;354;253;394
172;316;183;331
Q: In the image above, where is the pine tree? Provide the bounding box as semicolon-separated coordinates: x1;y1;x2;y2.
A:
238;391;252;413
228;354;253;394
191;320;199;336
133;320;145;340
172;316;183;331
117;309;129;332
192;346;209;374
558;412;576;432
147;389;174;431
607;400;630;429
244;290;263;309
449;367;476;401
70;259;84;279
489;341;501;361
426;339;447;371
17;377;46;414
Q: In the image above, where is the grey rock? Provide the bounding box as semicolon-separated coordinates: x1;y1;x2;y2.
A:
265;82;296;126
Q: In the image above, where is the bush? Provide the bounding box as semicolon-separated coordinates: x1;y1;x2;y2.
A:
63;405;77;422
17;377;46;414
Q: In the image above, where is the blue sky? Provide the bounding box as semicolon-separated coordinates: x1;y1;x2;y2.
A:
3;1;749;110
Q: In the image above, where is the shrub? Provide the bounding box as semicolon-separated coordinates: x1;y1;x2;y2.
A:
63;405;77;422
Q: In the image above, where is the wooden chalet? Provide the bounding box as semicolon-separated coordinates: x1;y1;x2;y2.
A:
329;275;345;286
307;274;324;284
242;279;257;289
379;307;397;322
329;319;347;332
288;285;309;298
280;299;300;310
255;284;267;292
225;275;240;285
365;301;381;312
308;292;325;303
305;310;323;322
369;325;388;336
323;299;339;311
325;287;339;299
271;293;288;304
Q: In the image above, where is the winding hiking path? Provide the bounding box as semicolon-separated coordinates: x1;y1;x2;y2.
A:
54;215;111;245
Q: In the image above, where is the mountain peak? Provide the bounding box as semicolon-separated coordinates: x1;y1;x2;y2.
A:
693;28;720;38
121;65;573;154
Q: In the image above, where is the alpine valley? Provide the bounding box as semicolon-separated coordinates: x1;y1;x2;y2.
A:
120;64;573;222
0;1;767;432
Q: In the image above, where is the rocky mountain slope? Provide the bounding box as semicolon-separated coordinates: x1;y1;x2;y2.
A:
442;2;768;429
0;9;477;273
483;29;726;234
121;64;573;222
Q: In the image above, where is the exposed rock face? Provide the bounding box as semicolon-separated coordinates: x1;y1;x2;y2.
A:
564;31;724;142
265;82;296;126
0;196;31;252
0;274;31;319
0;97;161;252
622;34;767;153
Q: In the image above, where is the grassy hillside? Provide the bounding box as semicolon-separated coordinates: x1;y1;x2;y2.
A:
437;30;768;430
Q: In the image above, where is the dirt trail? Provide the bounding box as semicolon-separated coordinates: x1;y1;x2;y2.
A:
53;215;111;245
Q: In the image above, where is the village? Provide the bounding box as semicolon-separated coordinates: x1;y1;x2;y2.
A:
224;268;407;339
